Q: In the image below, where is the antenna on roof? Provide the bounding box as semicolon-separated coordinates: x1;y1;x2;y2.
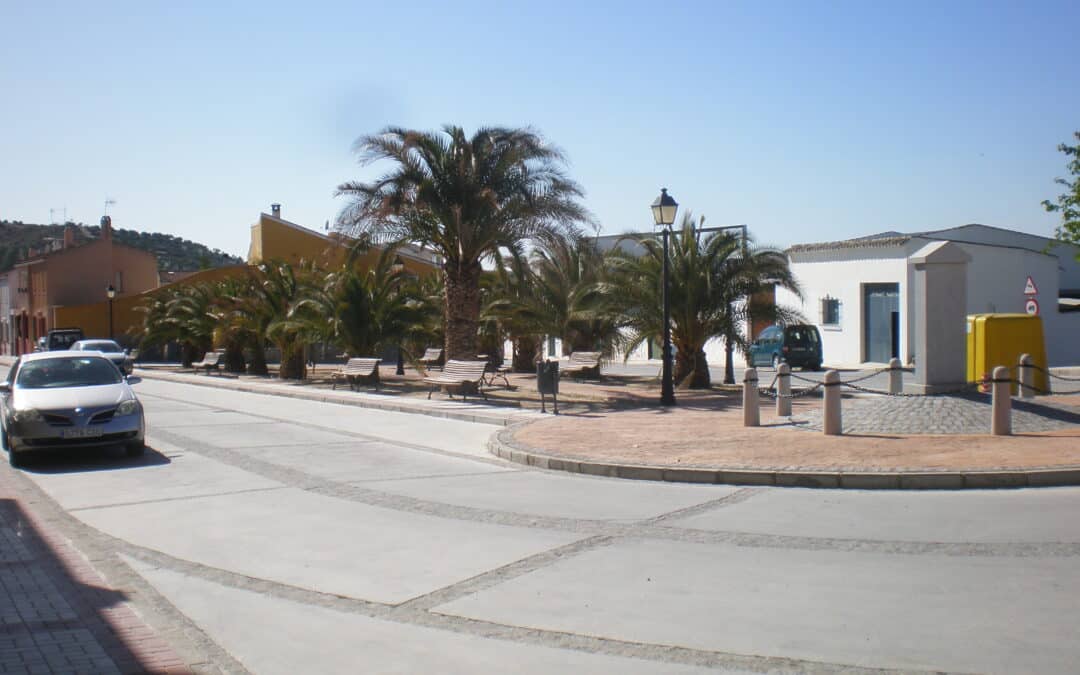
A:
324;219;329;231
104;198;117;215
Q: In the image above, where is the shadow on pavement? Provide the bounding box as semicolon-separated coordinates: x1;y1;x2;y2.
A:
14;445;173;475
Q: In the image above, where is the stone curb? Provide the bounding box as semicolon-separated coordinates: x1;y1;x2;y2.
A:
132;368;538;427
488;426;1080;490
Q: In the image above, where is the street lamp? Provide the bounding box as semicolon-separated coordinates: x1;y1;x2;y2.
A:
106;284;116;340
651;188;678;406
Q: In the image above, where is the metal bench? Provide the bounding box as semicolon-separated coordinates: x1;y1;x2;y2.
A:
191;350;225;375
418;347;444;371
561;351;602;381
331;357;382;391
423;360;489;400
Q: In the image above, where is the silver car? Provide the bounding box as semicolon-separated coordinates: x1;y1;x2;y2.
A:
71;338;135;375
1;352;145;467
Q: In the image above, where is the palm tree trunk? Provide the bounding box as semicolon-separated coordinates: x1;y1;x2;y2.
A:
444;262;481;361
247;338;268;376
278;344;306;380
224;342;246;373
180;342;198;369
689;349;711;388
512;335;540;372
723;338;736;385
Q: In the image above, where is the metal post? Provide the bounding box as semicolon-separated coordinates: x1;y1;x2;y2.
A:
991;365;1012;435
660;227;675;406
396;348;405;376
776;362;791;416
107;297;114;340
743;367;760;426
1018;353;1034;399
823;369;842;435
888;357;902;395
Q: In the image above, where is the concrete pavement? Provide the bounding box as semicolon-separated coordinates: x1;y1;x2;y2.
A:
4;372;1080;672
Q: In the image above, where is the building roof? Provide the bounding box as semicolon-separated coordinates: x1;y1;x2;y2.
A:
13;236;156;267
787;223;1078;256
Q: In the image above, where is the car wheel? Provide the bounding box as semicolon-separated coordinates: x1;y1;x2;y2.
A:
125;440;146;457
806;361;821;372
772;354;781;369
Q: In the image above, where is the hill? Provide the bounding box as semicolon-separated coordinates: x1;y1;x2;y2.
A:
0;220;244;272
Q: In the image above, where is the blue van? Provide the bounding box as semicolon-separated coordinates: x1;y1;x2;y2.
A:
748;324;823;370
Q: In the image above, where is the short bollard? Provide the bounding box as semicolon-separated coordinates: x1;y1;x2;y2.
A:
888;357;902;395
776;363;792;417
823;369;842;435
743;367;760;427
1018;353;1035;399
991;365;1011;435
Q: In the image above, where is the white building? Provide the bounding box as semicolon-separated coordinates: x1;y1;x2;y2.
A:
777;224;1080;367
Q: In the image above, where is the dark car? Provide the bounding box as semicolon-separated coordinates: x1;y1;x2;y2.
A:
46;328;85;351
748;324;823;370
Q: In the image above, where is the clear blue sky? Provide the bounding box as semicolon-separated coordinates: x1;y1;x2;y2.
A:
2;0;1077;258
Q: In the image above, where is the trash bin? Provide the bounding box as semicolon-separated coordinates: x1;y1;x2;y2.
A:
536;360;559;413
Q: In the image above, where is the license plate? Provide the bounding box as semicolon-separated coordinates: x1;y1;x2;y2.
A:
62;427;104;439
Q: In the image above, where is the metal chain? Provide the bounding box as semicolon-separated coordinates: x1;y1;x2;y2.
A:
757;383;824;399
840;381;982;397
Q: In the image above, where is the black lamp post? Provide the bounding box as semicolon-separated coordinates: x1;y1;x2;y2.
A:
651;188;678;406
106;284;116;340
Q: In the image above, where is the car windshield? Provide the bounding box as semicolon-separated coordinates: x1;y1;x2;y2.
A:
78;340;122;352
16;357;123;389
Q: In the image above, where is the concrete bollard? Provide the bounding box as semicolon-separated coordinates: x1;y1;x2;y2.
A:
1018;353;1035;399
991;365;1012;436
823;369;842;435
776;363;792;417
888;357;902;395
743;367;760;427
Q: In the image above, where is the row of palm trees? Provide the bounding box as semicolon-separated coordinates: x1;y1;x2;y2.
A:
135;124;800;389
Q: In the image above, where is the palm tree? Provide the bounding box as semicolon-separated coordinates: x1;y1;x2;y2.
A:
334;125;590;361
607;213;801;389
252;260;324;380
483;246;542;372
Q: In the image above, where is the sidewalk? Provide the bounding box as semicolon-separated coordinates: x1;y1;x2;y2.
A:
0;466;193;674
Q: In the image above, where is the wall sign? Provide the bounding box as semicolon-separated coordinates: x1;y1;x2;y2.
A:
1024;276;1038;295
1025;297;1040;315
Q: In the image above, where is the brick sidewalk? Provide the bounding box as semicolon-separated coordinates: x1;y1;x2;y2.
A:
0;467;192;675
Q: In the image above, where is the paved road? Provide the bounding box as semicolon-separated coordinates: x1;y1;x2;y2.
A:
8;376;1080;673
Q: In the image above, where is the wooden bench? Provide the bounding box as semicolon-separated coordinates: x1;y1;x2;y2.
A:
561;351;602;381
424;360;489;400
418;347;444;371
331;357;382;391
192;350;224;375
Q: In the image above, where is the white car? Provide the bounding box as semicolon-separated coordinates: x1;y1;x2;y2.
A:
71;339;135;375
1;351;145;467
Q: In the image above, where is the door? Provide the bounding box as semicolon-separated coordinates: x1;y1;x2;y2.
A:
863;283;900;363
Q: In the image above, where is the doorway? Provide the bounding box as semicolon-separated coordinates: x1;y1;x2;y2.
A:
863;283;900;363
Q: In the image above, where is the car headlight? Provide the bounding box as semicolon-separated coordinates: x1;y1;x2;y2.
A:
116;400;141;416
13;409;43;423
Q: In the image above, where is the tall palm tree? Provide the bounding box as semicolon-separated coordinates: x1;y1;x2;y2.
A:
253;260;324;380
607;213;801;389
334;125;590;360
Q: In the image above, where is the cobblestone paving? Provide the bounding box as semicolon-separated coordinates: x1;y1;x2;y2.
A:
794;393;1080;434
0;496;193;675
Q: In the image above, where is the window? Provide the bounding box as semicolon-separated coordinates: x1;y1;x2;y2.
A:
820;296;841;326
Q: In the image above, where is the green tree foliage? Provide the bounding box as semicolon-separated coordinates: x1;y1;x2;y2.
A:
606;213;801;389
1042;131;1080;248
334;125;590;361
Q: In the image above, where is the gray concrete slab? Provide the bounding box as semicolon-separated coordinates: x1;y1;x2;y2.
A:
164;419;362;449
362;471;732;521
73;488;578;604
228;439;516;483
670;486;1080;543
137;379;501;458
123;557;718;675
145;409;264;428
24;438;282;511
435;538;1080;673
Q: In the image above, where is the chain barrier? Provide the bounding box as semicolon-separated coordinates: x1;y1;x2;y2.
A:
757;382;823;399
754;367;1079;398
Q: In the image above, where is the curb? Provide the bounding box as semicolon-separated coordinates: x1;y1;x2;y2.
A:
133;368;537;427
488;426;1080;490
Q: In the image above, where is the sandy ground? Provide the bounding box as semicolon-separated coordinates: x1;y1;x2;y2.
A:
513;396;1080;471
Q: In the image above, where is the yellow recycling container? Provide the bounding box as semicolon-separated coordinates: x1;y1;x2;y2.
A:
966;314;1048;395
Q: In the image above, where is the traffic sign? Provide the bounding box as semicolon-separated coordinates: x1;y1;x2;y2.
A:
1024;276;1038;295
1025;298;1040;315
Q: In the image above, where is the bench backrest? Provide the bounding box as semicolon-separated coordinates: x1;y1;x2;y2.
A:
442;360;488;382
420;348;443;361
343;357;380;372
200;351;224;364
567;351;601;366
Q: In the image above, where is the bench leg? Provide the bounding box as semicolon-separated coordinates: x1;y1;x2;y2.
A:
427;386;434;400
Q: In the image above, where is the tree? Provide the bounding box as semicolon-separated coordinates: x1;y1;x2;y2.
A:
1043;131;1080;248
254;260;324;380
607;213;801;389
334;125;590;361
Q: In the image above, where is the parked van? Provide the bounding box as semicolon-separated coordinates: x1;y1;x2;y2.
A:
748;324;823;370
